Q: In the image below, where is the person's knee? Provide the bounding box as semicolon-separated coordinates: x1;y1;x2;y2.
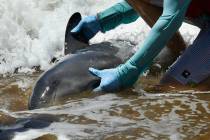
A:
160;72;210;90
160;73;182;86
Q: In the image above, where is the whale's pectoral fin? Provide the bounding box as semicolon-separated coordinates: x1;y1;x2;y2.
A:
65;12;89;55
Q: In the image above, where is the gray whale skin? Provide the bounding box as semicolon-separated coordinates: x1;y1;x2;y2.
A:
28;12;134;110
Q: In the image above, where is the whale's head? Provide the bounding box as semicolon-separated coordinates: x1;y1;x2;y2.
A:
29;67;77;110
28;69;62;110
28;59;100;110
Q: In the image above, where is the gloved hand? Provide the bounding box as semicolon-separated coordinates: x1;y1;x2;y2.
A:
89;62;140;92
71;15;102;43
89;67;121;92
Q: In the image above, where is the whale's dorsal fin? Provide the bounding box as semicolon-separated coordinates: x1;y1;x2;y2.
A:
65;12;81;41
64;12;89;55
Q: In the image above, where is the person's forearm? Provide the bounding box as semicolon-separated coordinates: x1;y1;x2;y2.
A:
118;0;192;87
97;0;139;32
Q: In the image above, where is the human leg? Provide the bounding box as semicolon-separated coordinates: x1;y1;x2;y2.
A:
126;0;186;69
161;23;210;89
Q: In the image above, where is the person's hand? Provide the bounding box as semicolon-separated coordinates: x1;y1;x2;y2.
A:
71;15;101;43
89;62;140;93
89;67;120;92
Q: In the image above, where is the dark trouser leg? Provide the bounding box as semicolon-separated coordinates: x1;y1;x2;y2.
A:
161;23;210;89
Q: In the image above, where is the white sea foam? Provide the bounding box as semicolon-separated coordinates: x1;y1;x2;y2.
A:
0;0;199;74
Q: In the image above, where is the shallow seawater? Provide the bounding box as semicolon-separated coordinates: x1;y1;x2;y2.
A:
0;0;204;139
0;74;210;140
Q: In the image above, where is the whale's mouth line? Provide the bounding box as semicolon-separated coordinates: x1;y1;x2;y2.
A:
37;86;57;108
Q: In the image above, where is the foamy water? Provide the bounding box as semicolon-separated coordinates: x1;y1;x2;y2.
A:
2;92;209;140
0;0;199;74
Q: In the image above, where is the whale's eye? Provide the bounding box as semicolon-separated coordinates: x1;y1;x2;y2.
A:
52;80;59;87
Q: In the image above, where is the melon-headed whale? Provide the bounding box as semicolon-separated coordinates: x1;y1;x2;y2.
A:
28;13;135;109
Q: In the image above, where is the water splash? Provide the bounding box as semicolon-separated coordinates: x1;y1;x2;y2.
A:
0;0;199;74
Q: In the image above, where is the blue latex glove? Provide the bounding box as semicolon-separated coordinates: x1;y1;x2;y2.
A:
89;67;120;92
71;15;102;43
